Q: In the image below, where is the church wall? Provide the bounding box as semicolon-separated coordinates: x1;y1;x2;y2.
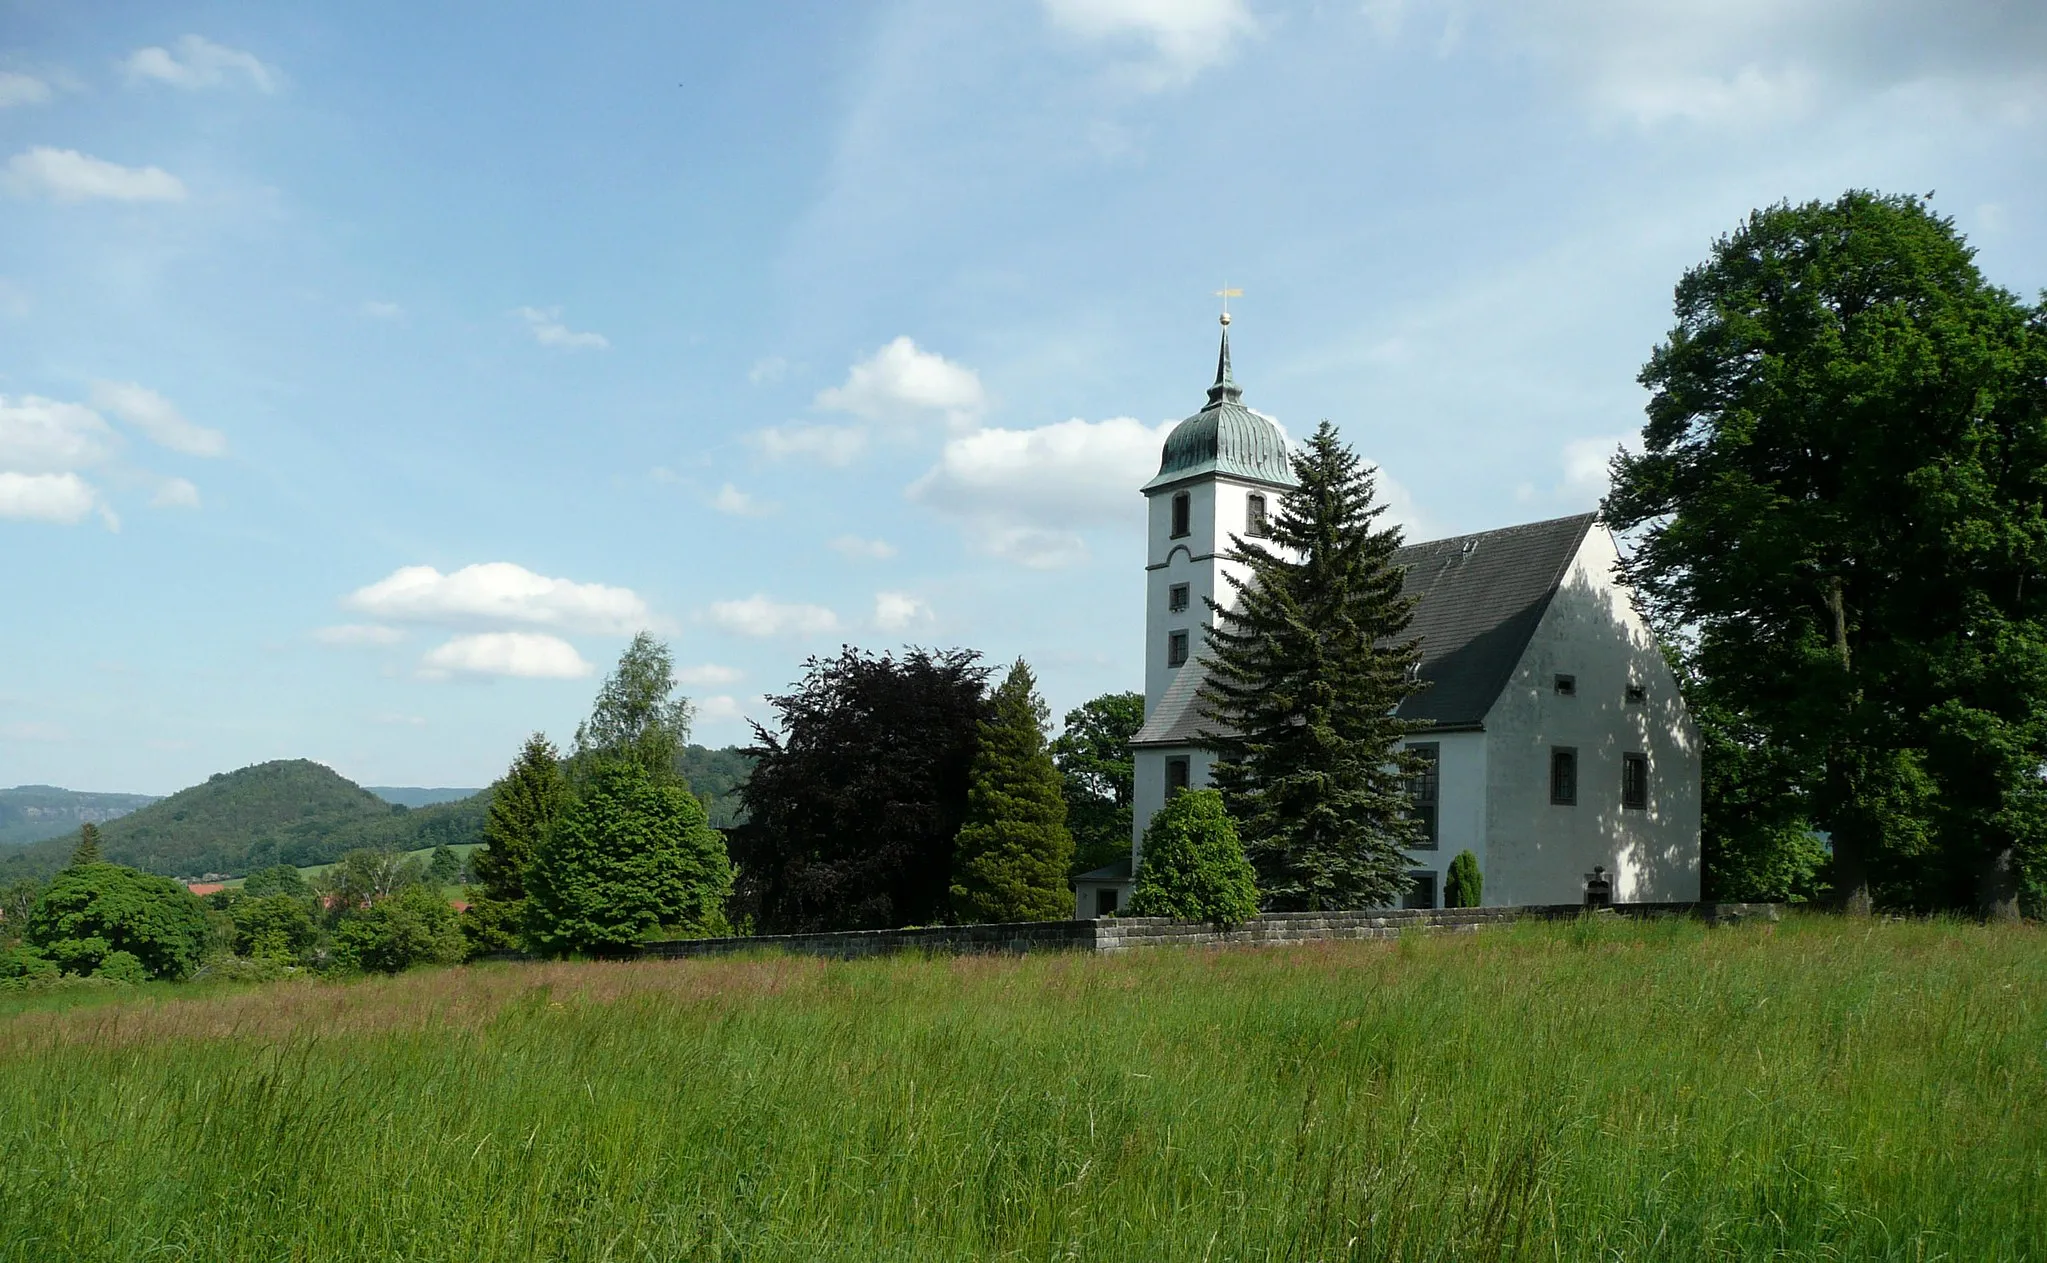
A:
1480;529;1702;905
1398;730;1487;904
1130;744;1217;868
1143;477;1271;710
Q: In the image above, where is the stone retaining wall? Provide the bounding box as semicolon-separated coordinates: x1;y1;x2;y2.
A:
598;902;1781;964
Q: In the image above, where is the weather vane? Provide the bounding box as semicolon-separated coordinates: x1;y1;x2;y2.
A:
1214;285;1242;325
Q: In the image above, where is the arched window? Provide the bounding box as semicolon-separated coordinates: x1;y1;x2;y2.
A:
1246;494;1269;537
1170;492;1191;538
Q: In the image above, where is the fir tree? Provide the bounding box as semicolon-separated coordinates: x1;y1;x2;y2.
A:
950;660;1075;923
1199;419;1427;911
71;823;101;867
461;733;567;954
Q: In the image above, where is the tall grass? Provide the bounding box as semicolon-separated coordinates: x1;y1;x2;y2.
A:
2;914;2042;1261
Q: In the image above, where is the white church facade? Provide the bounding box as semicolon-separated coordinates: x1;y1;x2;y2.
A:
1074;321;1702;917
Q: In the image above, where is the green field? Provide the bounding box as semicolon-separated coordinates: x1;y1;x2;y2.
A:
2;915;2042;1260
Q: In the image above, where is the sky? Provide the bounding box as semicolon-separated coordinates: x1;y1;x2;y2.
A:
2;0;2044;795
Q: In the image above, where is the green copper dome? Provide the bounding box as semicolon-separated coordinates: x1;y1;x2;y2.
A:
1142;324;1297;493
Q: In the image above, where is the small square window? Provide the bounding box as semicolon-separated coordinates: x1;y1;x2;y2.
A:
1550;747;1577;805
1625;683;1647;705
1246;493;1270;538
1554;674;1577;697
1402;872;1437;910
1170;492;1191;539
1622;753;1648;810
1095;888;1120;917
1167;630;1189;667
1168;584;1190;613
1166;757;1190;793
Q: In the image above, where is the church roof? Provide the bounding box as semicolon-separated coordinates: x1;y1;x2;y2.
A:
1131;512;1598;746
1141;324;1298;493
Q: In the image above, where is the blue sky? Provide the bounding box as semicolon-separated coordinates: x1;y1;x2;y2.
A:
3;0;2044;795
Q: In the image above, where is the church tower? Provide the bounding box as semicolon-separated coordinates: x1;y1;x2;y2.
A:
1127;313;1297;861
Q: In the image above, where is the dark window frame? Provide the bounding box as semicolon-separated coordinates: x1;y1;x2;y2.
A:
1624;682;1647;705
1622;752;1649;810
1170;492;1191;539
1095;888;1120;917
1167;630;1189;667
1402;872;1438;910
1168;583;1190;613
1554;673;1577;697
1246;493;1269;538
1165;757;1191;794
1406;742;1441;849
1550;747;1578;806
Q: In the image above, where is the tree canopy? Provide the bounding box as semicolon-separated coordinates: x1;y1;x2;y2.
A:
1200;420;1427;911
25;863;210;980
950;660;1075;923
1050;691;1144;875
735;647;990;932
1125;790;1260;929
1604;191;2047;916
574;631;694;782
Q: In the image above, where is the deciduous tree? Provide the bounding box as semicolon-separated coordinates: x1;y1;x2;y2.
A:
25;864;209;979
1050;691;1144;875
1125;790;1259;929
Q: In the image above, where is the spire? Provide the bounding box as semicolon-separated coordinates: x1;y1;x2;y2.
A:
1205;309;1243;408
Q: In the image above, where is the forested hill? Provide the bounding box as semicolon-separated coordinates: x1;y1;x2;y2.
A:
0;786;159;846
0;760;490;882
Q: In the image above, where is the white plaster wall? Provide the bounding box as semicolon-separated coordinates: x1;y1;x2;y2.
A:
1397;730;1487;902
1481;528;1702;904
1142;477;1275;709
1130;745;1217;867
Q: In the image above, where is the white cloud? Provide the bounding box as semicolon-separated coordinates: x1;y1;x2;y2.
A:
420;632;594;680
676;663;742;687
313;623;407;647
695;695;752;724
345;562;650;633
0;72;52;108
817;337;986;430
361;300;404;321
1041;0;1255;86
708;595;840;639
873;591;929;631
830;535;897;561
2;147;186;203
514;306;608;350
150;476;201;509
122;36;279;93
0;471;102;526
89;382;226;457
753;422;868;466
711;483;775;517
1560;433;1641;502
0;395;119;473
907;415;1174;567
748;356;788;385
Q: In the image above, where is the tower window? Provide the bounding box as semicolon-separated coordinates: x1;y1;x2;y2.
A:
1554;674;1577;697
1167;630;1189;667
1246;494;1269;538
1168;584;1189;613
1550;748;1578;806
1170;492;1191;539
1625;682;1647;705
1166;757;1190;793
1622;753;1649;810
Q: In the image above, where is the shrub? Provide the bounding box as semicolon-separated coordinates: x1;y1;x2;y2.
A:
25;864;210;980
1445;850;1483;908
0;945;57;984
92;950;148;984
331;886;465;974
1125;790;1261;929
230;893;319;964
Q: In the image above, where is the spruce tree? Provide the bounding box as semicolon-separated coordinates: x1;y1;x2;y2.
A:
950;660;1075;923
71;823;101;867
461;733;567;954
1199;419;1427;911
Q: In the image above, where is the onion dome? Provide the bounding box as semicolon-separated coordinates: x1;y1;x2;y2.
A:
1142;316;1297;492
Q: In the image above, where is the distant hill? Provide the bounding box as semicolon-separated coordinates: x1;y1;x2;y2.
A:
0;786;160;846
368;786;484;809
0;760;489;882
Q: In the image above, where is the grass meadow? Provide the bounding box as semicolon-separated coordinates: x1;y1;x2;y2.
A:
2;914;2042;1261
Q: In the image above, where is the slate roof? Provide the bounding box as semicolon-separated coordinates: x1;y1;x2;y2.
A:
1131;513;1597;746
1140;326;1297;493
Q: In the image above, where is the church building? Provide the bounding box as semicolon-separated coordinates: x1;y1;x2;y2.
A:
1074;318;1702;917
